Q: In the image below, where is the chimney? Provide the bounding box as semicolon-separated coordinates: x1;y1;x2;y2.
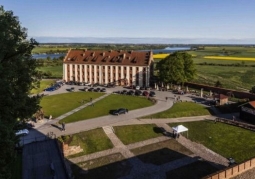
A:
123;53;126;59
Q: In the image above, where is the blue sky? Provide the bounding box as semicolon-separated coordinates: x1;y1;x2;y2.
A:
1;0;255;43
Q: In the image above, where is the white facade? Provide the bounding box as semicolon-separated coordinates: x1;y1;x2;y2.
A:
64;64;150;87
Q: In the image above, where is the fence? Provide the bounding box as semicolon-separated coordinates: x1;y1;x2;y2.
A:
203;158;255;179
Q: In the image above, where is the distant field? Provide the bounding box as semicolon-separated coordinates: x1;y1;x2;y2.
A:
153;54;170;59
32;46;69;54
204;56;255;61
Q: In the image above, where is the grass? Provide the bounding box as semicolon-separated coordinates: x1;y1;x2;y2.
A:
114;124;163;145
166;160;219;179
192;65;255;90
60;94;153;123
61;128;113;158
30;79;55;94
168;120;255;163
37;65;63;78
40;92;104;118
71;153;131;179
140;102;212;119
131;139;193;165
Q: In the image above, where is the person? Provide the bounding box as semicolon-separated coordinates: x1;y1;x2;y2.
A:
233;116;235;121
62;122;65;131
49;115;52;120
165;97;167;101
126;108;128;113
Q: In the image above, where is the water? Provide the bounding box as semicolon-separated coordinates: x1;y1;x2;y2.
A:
151;47;191;54
32;53;65;59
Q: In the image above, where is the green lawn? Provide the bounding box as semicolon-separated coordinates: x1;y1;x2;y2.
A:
37;65;63;78
114;124;163;145
61;94;153;123
40;92;104;118
60;128;113;158
30;79;55;94
141;102;212;119
169;121;255;163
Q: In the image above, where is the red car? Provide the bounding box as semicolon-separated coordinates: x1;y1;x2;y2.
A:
143;91;149;96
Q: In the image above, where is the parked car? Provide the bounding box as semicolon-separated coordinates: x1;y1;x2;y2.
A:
128;90;135;95
149;91;156;97
70;87;75;92
135;90;142;96
100;88;106;92
113;91;121;94
121;90;128;95
136;86;140;90
88;87;94;91
140;86;145;90
15;129;29;136
143;91;149;96
45;87;55;91
112;108;128;115
83;87;88;91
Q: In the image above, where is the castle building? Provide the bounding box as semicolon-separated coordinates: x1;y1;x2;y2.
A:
63;49;154;86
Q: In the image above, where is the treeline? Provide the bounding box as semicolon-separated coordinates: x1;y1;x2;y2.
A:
196;62;255;67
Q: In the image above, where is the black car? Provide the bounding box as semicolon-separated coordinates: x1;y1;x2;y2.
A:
100;88;106;92
149;91;156;97
135;90;142;96
121;90;127;95
112;108;128;115
128;90;135;95
88;87;94;91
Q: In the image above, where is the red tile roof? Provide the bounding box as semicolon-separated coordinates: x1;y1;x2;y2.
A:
63;49;153;66
249;101;255;108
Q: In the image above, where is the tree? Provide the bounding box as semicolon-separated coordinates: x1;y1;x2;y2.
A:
157;52;196;85
215;80;223;87
0;6;41;178
250;86;255;94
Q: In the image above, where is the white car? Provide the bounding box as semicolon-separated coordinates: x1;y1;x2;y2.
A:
136;86;140;90
15;129;29;136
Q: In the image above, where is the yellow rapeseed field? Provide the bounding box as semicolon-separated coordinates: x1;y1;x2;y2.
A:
153;54;170;59
204;56;255;61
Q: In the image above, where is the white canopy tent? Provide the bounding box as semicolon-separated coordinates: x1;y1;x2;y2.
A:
172;125;188;138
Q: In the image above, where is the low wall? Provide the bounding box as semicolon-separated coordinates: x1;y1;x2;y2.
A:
204;158;255;179
185;82;255;100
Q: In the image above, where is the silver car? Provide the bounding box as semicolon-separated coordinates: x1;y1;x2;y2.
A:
15;129;29;136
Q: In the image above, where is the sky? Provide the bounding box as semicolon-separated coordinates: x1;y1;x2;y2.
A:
1;0;255;44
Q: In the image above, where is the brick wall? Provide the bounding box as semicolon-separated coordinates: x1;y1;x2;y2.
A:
204;157;255;179
185;82;255;100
